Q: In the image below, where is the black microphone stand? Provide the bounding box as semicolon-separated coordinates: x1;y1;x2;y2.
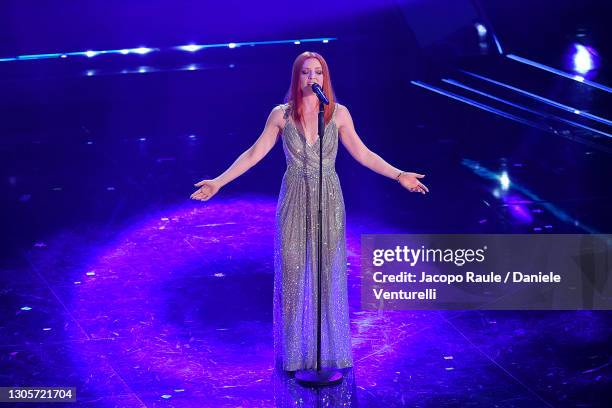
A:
295;93;343;387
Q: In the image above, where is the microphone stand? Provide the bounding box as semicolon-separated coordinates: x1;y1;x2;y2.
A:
295;96;343;386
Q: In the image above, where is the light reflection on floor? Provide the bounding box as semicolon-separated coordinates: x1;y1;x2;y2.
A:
1;196;608;407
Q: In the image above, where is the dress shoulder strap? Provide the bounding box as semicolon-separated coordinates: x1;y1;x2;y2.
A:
331;102;339;121
279;103;291;121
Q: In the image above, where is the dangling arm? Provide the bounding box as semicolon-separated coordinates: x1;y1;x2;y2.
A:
336;104;428;194
191;106;285;201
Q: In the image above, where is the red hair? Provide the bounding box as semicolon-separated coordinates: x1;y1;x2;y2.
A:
285;51;336;125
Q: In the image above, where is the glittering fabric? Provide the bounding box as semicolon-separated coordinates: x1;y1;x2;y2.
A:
273;103;353;371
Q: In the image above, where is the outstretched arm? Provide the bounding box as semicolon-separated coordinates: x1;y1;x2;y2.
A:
337;104;428;194
191;106;285;201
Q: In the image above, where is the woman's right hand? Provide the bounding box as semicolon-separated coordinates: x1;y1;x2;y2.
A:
190;179;221;201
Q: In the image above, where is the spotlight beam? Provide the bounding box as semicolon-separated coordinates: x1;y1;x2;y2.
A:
461;71;612;127
507;54;612;93
444;78;612;139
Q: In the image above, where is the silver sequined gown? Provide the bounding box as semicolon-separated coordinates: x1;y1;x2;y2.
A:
273;103;353;371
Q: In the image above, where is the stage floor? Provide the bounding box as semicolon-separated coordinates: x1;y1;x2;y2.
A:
1;195;610;407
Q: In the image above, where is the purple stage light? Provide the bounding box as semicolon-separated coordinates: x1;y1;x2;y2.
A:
58;196;406;398
508;203;534;224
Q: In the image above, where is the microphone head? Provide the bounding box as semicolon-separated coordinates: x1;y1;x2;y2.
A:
311;83;322;92
311;83;329;104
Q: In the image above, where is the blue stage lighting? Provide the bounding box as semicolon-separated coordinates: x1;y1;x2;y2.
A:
475;23;487;38
459;72;612;127
0;37;335;63
572;44;594;74
499;171;510;190
132;47;153;55
178;44;204;52
507;54;611;93
462;159;598;234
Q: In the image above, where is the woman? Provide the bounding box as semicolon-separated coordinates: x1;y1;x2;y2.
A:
190;51;428;371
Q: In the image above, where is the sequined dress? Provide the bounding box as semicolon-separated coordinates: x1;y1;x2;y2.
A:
273;103;353;371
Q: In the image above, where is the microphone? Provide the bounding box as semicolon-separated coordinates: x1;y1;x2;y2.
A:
311;83;329;105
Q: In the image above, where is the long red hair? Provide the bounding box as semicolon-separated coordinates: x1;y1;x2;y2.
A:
285;51;336;125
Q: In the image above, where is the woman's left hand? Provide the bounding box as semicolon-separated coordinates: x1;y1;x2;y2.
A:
398;172;429;194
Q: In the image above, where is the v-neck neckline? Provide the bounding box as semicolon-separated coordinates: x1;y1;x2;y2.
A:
290;119;331;149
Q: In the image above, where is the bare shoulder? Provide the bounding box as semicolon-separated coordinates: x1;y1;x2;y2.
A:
334;103;352;127
268;105;287;128
270;104;286;119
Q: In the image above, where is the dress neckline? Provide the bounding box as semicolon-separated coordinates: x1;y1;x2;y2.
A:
289;118;336;149
284;103;337;149
291;121;324;149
